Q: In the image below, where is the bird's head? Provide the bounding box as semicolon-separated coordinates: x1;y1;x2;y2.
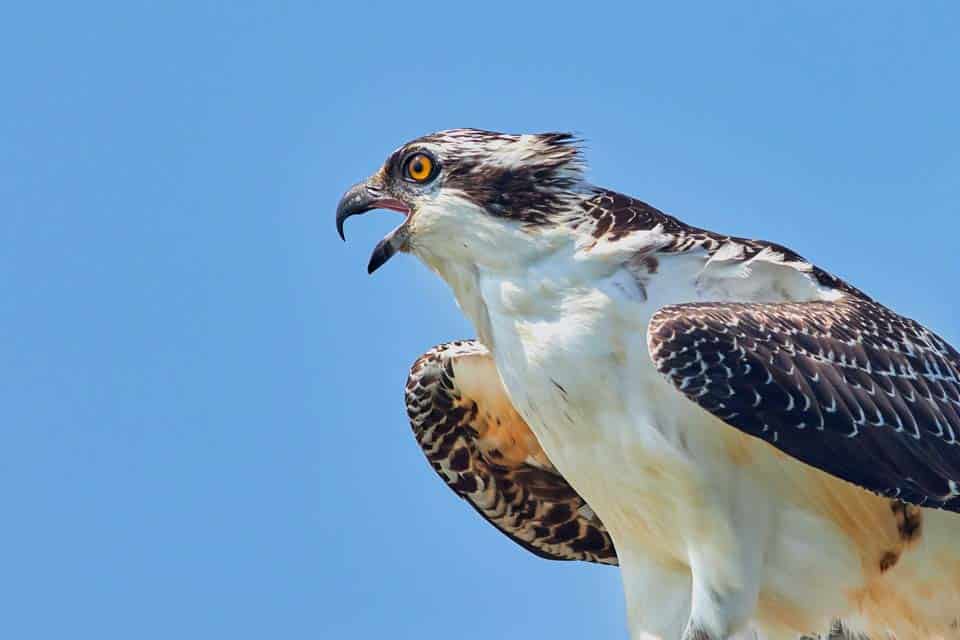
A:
336;128;587;274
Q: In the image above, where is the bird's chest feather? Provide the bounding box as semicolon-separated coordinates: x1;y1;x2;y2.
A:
479;265;654;432
475;265;716;559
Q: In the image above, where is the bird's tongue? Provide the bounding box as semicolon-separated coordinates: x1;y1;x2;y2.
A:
375;199;409;214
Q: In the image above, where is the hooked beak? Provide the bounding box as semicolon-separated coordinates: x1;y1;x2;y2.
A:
335;181;411;274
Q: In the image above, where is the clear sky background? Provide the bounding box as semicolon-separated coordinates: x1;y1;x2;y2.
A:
2;2;958;639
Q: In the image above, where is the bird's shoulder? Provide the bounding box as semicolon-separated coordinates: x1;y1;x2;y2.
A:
573;187;868;301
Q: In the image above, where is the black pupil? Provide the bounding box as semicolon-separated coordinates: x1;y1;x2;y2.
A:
412;159;424;175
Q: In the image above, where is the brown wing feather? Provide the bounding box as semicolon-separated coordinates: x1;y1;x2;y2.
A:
405;340;617;565
648;296;960;509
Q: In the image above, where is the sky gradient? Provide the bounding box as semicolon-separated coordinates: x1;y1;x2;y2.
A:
2;2;958;638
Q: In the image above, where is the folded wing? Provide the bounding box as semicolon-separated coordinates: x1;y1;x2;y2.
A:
405;340;617;564
648;297;960;509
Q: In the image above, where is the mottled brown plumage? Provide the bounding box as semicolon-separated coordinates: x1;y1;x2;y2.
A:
405;340;617;565
649;297;960;509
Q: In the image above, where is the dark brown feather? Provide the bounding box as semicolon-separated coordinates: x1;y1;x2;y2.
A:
649;297;960;509
405;340;618;564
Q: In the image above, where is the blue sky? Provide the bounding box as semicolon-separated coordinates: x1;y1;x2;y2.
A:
2;2;958;638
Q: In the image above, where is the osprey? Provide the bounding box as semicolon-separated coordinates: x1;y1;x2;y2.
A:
335;129;960;640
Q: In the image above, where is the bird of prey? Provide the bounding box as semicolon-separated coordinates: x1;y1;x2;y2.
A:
336;129;960;640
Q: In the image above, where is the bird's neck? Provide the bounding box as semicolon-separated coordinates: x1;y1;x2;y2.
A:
428;256;497;347
422;227;627;353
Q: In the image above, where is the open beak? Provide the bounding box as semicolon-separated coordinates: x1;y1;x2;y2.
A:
335;181;411;274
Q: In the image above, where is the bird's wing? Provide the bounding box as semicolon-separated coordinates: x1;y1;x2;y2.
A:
648;296;960;510
406;340;617;564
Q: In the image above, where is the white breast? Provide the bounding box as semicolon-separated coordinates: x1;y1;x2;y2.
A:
476;254;710;556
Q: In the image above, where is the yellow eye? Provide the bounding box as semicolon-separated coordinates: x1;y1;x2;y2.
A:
405;153;434;182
